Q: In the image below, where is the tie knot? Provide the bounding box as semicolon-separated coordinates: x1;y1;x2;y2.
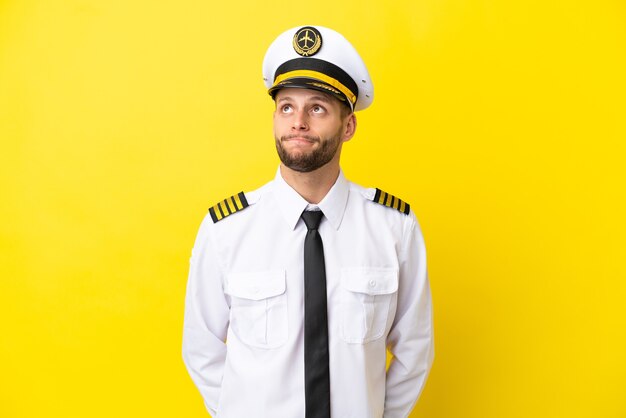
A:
301;210;324;230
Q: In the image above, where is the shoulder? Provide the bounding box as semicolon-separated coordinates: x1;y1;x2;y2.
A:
208;191;249;223
350;183;412;217
347;182;422;249
207;182;270;224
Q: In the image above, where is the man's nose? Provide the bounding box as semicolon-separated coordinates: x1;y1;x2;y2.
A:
292;110;308;130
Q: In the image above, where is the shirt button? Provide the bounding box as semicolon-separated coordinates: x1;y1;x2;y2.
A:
369;279;376;288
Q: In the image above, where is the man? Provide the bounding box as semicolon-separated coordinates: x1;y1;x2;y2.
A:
183;25;433;418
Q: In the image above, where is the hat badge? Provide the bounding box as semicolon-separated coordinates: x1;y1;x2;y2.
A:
292;26;322;57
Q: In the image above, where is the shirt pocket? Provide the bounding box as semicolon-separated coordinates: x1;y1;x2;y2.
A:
340;267;398;344
225;270;288;349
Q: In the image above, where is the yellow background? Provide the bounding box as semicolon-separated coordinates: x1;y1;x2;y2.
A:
1;0;625;417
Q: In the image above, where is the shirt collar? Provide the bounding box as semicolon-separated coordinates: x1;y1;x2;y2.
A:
271;167;350;231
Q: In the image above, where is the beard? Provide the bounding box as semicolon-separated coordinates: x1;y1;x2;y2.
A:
275;132;342;173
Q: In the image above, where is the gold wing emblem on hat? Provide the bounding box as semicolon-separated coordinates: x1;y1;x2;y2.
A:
293;26;322;57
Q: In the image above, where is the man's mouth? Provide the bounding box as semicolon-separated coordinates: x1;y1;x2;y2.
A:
282;135;318;144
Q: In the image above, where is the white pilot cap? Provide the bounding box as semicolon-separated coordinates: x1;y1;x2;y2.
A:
262;25;374;111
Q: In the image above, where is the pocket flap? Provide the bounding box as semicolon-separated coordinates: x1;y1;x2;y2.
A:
226;270;286;300
341;267;398;295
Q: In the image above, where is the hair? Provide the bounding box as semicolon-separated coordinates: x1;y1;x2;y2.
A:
339;102;353;119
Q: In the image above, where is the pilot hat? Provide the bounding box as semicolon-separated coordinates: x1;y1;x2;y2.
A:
263;25;374;112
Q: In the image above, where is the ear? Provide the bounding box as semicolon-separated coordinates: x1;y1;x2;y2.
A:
341;113;357;143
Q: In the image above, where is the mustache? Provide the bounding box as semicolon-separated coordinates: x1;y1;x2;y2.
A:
281;134;319;143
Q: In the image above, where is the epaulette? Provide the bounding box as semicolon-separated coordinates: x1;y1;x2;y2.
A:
372;188;411;215
209;191;249;223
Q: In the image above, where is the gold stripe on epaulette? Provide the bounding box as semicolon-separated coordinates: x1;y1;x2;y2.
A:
372;188;410;215
209;192;249;223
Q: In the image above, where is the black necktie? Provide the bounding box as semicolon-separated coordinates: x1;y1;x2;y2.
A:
301;210;331;418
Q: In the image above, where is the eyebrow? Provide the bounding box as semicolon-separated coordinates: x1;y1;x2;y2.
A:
308;95;332;103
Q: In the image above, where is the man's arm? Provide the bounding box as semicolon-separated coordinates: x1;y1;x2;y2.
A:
182;215;229;416
384;214;434;418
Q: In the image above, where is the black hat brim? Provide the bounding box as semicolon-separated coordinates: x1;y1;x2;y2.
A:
268;77;350;107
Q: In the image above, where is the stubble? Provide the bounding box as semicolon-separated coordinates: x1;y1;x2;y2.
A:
275;132;342;173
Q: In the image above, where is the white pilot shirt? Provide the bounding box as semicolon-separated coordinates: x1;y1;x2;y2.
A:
182;168;434;418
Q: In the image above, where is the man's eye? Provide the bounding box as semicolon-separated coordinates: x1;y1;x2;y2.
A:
312;105;325;113
282;105;293;113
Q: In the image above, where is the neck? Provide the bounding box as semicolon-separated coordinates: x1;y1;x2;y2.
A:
280;161;340;204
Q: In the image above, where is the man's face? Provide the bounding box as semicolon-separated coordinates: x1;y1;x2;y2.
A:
273;88;355;173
